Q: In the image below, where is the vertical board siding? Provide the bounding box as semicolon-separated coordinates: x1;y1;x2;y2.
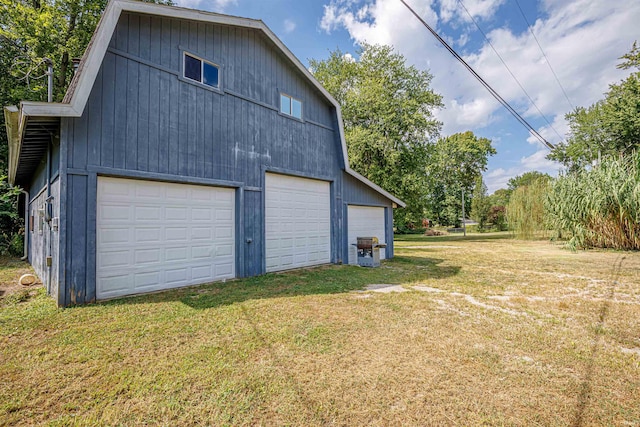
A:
101;52;116;168
65;174;88;305
342;172;393;207
27;174;61;295
243;190;263;277
50;179;61;298
113;55;128;169
57;12;395;305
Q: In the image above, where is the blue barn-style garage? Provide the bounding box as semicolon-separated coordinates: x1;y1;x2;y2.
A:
4;0;404;306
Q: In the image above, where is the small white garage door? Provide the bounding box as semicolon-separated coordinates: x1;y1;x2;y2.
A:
348;205;387;265
96;177;235;299
265;173;331;272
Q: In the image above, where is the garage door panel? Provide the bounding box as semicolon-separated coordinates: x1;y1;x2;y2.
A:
135;248;161;265
135;271;161;288
165;227;188;241
348;206;386;265
265;173;331;272
136;228;163;243
97;177;235;299
99;227;129;244
101;275;131;294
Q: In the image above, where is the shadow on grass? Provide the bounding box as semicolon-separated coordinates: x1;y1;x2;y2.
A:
571;255;626;427
101;256;460;310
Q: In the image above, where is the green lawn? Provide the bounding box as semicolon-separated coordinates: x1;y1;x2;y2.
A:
1;233;639;426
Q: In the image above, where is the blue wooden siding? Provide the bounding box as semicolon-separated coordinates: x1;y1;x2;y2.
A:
58;13;351;304
27;145;61;298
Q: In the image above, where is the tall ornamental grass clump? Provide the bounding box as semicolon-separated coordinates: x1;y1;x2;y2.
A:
506;178;549;239
545;153;640;250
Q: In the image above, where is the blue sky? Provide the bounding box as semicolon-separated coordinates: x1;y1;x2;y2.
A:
175;0;640;193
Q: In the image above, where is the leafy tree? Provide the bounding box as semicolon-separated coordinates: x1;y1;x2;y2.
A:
470;176;490;229
507;171;552;192
310;44;443;226
488;188;510;207
507;177;549;239
426;131;496;226
0;176;23;255
549;41;640;170
487;205;507;231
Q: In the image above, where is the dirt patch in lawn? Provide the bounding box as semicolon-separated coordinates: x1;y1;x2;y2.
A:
0;257;39;303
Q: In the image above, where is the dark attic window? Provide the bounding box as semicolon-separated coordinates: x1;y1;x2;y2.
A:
184;53;219;88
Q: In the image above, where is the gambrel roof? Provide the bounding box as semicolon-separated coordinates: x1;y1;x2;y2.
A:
4;0;404;207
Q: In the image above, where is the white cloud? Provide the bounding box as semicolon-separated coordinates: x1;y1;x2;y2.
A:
437;97;499;131
484;150;561;193
173;0;236;12
457;32;470;47
319;0;640;139
526;114;569;147
520;149;559;172
283;19;296;34
439;0;505;24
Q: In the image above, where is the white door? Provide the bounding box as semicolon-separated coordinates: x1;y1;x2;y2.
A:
347;205;386;265
265;173;331;272
96;177;235;299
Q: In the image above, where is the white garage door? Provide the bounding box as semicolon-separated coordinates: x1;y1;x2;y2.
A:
348;205;386;265
96;177;235;299
265;173;331;272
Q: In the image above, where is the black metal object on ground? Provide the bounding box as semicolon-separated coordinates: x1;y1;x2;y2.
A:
355;237;387;267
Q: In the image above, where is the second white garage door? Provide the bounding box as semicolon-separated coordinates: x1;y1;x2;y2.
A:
265;173;331;272
348;205;387;265
96;177;235;299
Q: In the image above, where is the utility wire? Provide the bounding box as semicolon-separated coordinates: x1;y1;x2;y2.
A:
457;0;565;143
398;0;555;150
514;0;574;111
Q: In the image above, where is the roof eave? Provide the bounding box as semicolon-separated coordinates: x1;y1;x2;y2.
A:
21;101;82;117
3;106;20;185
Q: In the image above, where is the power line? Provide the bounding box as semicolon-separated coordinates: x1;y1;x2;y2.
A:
398;0;555;150
457;0;565;143
514;0;574;112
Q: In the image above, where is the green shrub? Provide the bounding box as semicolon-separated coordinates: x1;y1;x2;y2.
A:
546;153;640;250
487;206;508;231
0;176;23;256
507;178;549;239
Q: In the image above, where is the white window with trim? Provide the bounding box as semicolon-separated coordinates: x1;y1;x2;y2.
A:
280;93;302;119
183;52;219;88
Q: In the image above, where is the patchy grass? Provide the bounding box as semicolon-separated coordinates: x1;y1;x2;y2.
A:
1;235;639;426
0;257;38;304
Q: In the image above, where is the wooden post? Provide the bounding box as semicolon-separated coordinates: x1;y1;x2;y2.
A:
462;190;466;237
